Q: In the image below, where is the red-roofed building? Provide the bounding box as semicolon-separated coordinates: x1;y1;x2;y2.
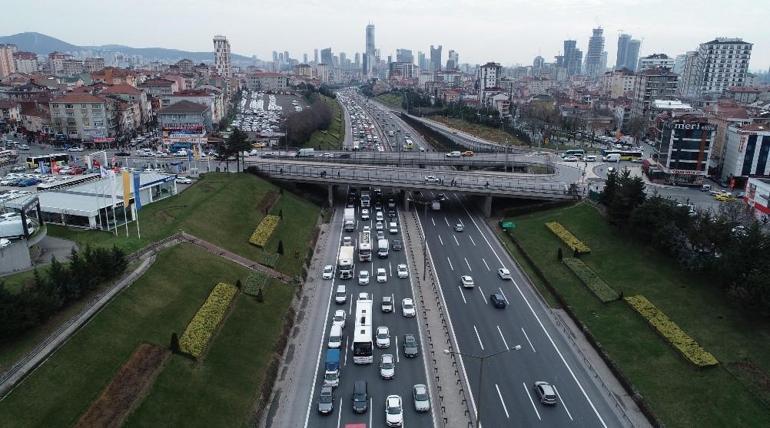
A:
139;78;178;96
160;88;224;123
49;92;114;141
19;101;52;135
97;84;151;125
0;100;20;123
91;66;137;87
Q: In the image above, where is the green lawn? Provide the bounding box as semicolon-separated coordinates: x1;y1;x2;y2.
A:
305;95;344;150
376;93;403;110
47;172;320;277
430;116;524;146
503;203;770;427
0;270;35;294
0;243;294;427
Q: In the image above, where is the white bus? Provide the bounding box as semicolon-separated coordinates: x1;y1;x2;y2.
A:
352;298;374;364
359;230;372;261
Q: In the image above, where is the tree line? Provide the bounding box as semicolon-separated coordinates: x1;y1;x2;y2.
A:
0;246;128;341
285;93;333;147
600;170;770;312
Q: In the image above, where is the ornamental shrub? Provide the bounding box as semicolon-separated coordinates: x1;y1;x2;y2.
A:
545;222;591;254
562;258;620;303
249;215;281;247
179;283;238;358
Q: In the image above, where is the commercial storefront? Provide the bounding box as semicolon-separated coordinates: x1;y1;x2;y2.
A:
745;177;770;222
654;114;715;186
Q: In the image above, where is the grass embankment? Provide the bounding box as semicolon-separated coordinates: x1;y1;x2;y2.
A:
305;95;344;150
0;243;294;427
501;203;770;427
430;116;524;146
47;172;320;277
375;93;403;110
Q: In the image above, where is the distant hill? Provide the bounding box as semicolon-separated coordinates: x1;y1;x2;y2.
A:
0;32;253;64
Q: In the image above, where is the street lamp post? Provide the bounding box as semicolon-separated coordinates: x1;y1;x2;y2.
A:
444;346;521;428
407;196;431;280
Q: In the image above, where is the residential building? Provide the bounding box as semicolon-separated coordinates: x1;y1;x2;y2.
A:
430;45;442;72
654;112;716;185
632;67;679;120
478;62;502;106
91;67;138;87
722;124;770;185
388;62;416;80
694;38;752;96
638;53;675;72
20;101;52;135
13;51;38;74
139;78;178;97
532;56;544;76
678;51;700;98
176;59;194;73
584;27;605;78
246;72;289;92
213;35;232;77
706;100;752;172
161;88;224;123
294;63;313;78
616;34;631;70
83;57;105;72
49;92;112;141
744;177;770;220
48;52;72;76
364;24;375;76
158;100;211;145
562;40;582;76
0;44;17;78
0;100;20;123
320;48;333;67
625;39;641;72
62;59;84;77
98;84;152;125
601;69;637;99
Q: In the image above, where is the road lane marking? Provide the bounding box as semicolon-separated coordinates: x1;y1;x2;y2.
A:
336;397;343;428
431;217;435;226
469;235;477;246
462;203;609;428
478;285;486;304
523;382;542;420
438;235;444;246
458;286;467;304
553;385;574;421
497;325;510;350
343;337;349;366
482;258;490;271
498;287;509;305
396;335;400;362
348;298;353;315
473;325;485;350
369;397;373;427
453;234;460;246
496;384;511;419
447;257;454;271
521;327;537;353
464;257;472;271
444;216;451;227
389;261;393;277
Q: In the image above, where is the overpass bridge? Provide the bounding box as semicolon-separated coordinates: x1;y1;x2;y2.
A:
246;159;582;216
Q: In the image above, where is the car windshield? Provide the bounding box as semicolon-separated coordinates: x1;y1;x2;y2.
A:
320;393;332;403
405;336;415;345
382;360;393;368
415;389;428;400
387;403;400;414
377;330;388;338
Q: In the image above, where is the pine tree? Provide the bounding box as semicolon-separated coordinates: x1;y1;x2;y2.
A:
170;332;180;353
256;287;264;303
557;247;563;261
277;240;284;255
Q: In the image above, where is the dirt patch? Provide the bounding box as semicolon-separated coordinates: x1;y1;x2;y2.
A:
728;359;770;396
75;343;170;428
257;191;281;215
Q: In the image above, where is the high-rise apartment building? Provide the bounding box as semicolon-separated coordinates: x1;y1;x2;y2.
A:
638;53;675;72
417;51;427;71
396;49;413;64
626;39;641;71
562;40;582;76
585;27;605;78
446;50;459;70
616;34;631;70
533;56;545;76
632;67;679;120
13;51;38;74
213;35;231;77
478;62;502;106
0;44;17;78
694;38;752;96
320;48;333;66
430;45;442;72
363;23;376;76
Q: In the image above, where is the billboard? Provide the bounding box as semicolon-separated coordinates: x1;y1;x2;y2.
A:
162;125;206;145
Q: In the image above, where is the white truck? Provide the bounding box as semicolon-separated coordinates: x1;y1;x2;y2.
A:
338;246;355;279
431;200;441;211
296;148;315;157
377;238;389;258
0;218;35;239
343;207;356;232
359;230;372;261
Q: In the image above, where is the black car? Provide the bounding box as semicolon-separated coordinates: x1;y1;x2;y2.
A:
116;151;131;156
490;292;507;309
352;380;369;414
318;385;334;414
388;209;397;218
339;153;351;159
392;239;402;251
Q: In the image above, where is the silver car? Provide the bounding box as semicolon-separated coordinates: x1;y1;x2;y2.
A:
380;353;395;379
413;383;431;412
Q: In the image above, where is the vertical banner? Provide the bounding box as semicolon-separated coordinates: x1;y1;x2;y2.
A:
122;170;131;204
132;172;142;211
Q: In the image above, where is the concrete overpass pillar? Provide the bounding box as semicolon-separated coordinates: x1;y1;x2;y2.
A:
327;184;334;207
482;195;493;218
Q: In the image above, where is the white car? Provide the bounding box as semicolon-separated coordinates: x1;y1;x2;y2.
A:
361;209;370;220
376;221;384;230
563;155;579;162
461;275;475;288
497;268;512;280
445;151;462;158
67;146;83;152
388;222;398;234
334;285;347;304
377;268;387;283
401;298;416;317
359;270;370;285
322;265;334;280
385;395;404;427
377;230;385;240
376;211;384;222
380;354;395;380
342;236;354;246
376;326;391;348
397;264;408;279
424;175;440;183
332;309;346;330
175;176;192;184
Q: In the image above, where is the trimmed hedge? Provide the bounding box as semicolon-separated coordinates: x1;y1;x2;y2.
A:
179;282;238;359
243;272;269;297
625;295;719;368
545;222;591;254
249;215;281;247
562;257;620;303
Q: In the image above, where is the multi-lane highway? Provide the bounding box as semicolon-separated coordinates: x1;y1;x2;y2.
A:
304;196;437;428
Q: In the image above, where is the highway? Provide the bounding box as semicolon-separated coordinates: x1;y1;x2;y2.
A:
304;197;437;428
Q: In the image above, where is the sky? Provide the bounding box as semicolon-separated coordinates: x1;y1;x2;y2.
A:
3;0;770;71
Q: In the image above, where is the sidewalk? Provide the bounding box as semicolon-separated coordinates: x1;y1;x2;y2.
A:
401;209;473;428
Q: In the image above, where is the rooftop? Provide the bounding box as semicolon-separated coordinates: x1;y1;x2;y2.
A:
50;92;105;104
158;100;208;114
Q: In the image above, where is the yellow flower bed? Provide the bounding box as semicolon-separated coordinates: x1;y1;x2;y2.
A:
625;295;718;367
249;215;280;247
179;282;238;358
545;222;591;254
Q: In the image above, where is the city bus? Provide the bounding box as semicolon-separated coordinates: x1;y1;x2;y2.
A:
601;149;643;161
26;153;69;169
561;149;585;159
352;297;374;364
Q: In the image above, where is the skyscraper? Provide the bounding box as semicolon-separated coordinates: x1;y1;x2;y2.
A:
396;49;413;64
616;34;631;70
303;53;308;64
446;50;459;70
430;45;442;72
417;51;427;71
584;27;605;78
563;40;582;76
314;49;319;64
320;48;333;66
364;23;376;76
694;38;752;96
625;39;641;72
533;55;545;75
212;35;231;77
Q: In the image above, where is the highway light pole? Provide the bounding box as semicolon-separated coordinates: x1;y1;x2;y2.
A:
407;197;430;280
444;346;521;428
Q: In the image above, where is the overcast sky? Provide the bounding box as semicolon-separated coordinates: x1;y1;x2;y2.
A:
3;0;769;70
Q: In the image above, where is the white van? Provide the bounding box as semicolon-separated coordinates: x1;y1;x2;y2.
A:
328;324;343;349
602;153;621;162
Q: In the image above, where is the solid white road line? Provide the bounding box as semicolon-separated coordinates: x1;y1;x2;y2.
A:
444;216;451;227
438;235;444;246
478;285;487;304
453;234;460;246
369;397;374;427
447;257;454;271
521;327;537;353
336;397;343;428
396;335;400;363
473;325;485;351
496;384;511;419
343;337;349;366
389;261;393;277
431;217;436;226
463;204;608;428
348;298;353;315
464;257;472;271
498;287;509;305
482;257;490;271
523;382;542;421
554;385;574;421
458;286;468;304
497;325;510;350
469;235;477;246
